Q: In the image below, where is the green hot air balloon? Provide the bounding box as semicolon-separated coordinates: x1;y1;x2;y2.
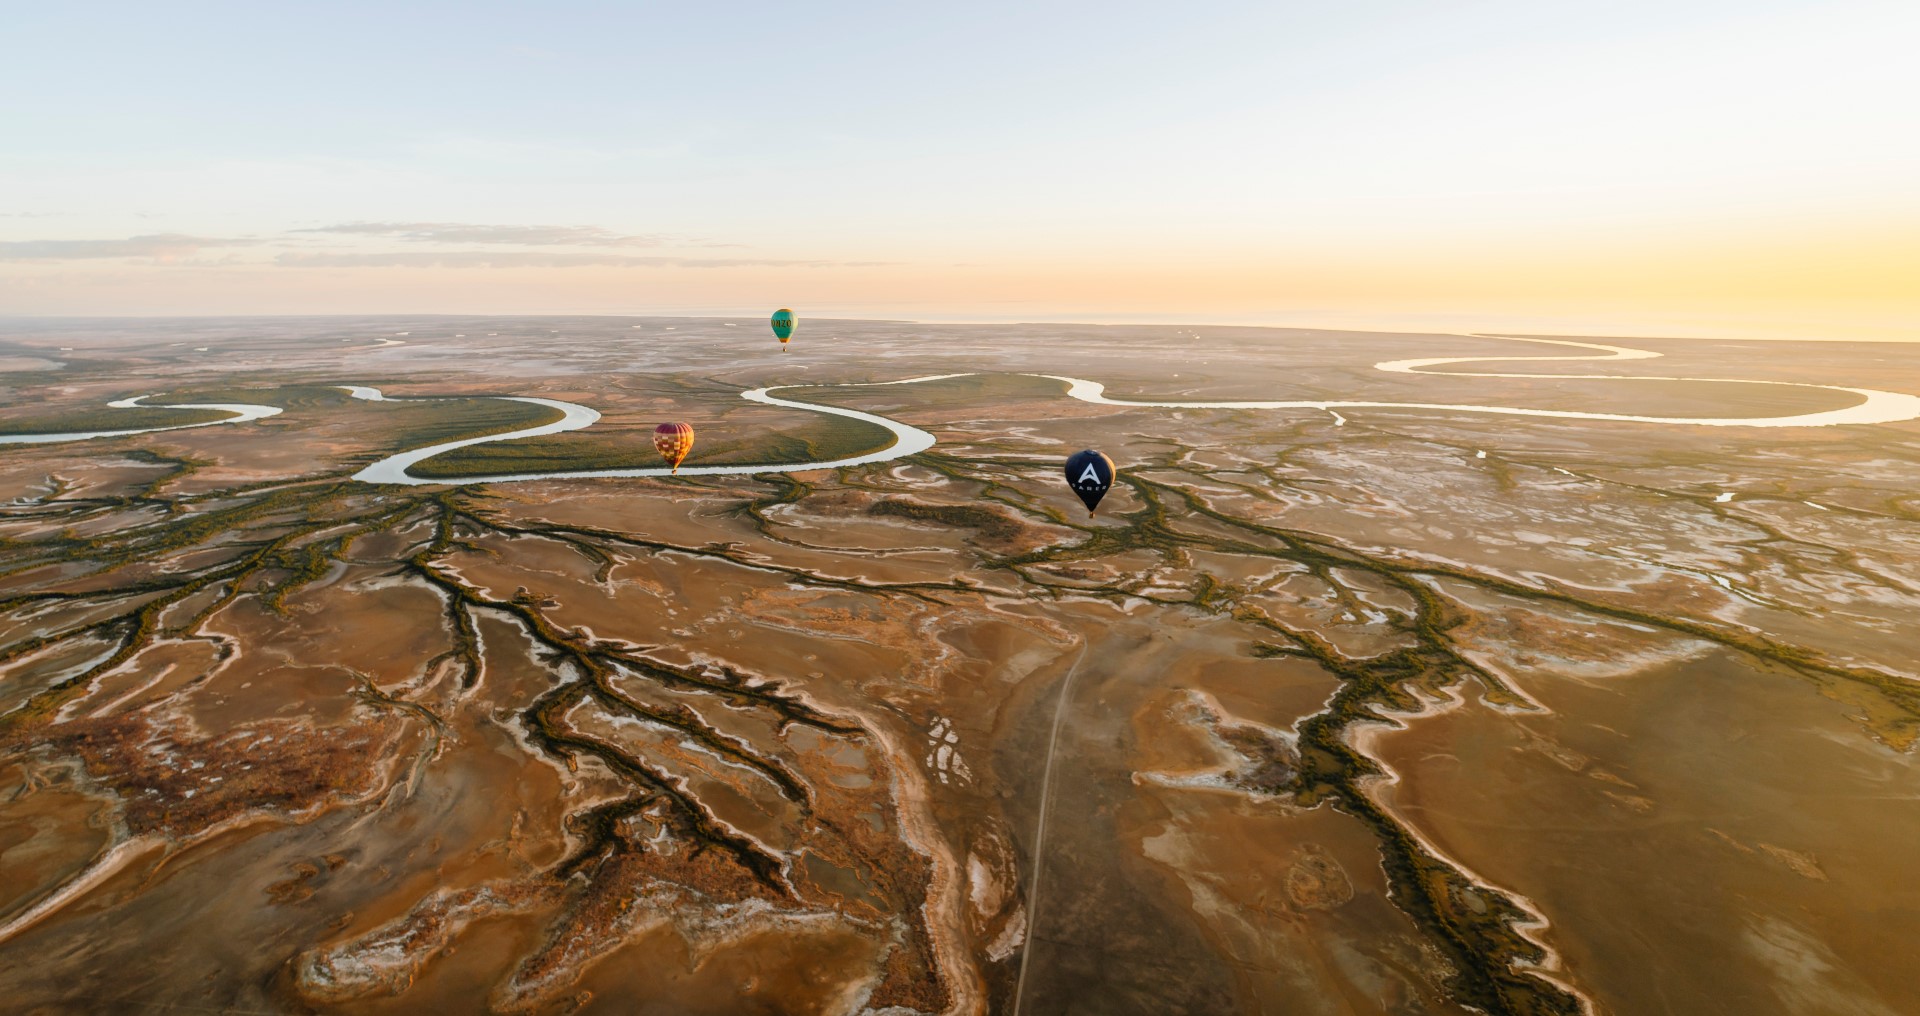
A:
771;308;796;350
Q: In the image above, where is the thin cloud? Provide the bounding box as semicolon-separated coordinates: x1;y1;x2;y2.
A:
273;251;877;269
0;234;258;261
298;222;669;247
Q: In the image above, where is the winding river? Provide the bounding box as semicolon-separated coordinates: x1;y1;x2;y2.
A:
6;337;1919;484
0;395;283;446
346;375;960;485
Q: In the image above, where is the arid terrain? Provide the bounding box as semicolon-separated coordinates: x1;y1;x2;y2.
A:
1;316;1917;1015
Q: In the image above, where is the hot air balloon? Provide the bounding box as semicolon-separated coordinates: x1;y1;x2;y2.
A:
653;422;695;473
1063;449;1115;516
770;308;795;350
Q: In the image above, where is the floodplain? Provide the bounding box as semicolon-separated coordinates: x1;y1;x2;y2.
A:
1;316;1916;1015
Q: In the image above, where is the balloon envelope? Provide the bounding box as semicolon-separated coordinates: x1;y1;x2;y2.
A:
1063;449;1115;515
770;309;795;343
653;422;695;473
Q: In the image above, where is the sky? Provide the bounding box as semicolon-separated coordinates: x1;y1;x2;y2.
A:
2;0;1917;338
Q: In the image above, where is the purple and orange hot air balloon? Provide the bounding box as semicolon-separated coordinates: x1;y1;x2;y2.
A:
652;422;695;473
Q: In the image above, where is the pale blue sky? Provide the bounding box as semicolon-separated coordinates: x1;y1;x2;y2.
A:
3;1;1916;336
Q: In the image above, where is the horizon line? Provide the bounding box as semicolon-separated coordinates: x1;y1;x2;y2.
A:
3;312;1916;345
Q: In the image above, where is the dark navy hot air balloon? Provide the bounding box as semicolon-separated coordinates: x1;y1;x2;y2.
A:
1063;449;1115;516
